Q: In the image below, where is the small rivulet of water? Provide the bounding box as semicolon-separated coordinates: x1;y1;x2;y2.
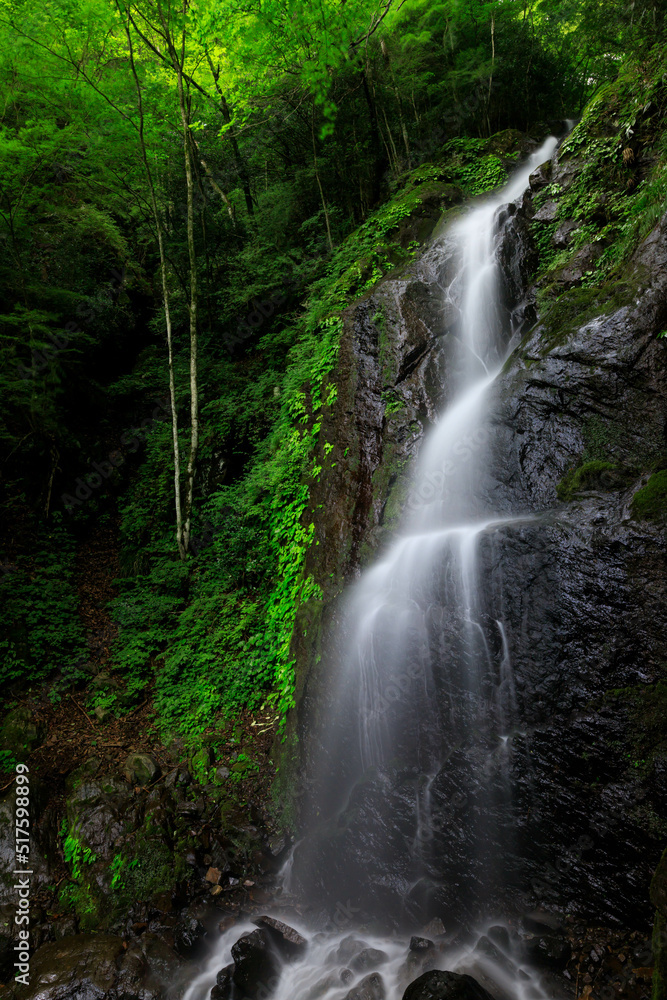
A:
185;139;565;1000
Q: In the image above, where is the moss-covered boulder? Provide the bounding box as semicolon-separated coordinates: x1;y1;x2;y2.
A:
124;752;160;786
631;470;667;521
0;706;41;761
7;932;185;1000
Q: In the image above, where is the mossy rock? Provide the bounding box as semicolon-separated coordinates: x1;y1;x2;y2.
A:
124;753;160;787
556;460;633;501
188;747;212;782
537;279;636;347
631;470;667;520
0;707;41;761
65;757;102;794
484;128;526;156
60;822;187;930
58;881;101;932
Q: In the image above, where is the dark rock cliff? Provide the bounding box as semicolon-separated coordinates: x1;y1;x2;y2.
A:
286;138;667;936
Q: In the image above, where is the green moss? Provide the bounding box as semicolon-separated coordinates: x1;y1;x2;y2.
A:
58;800;194;930
58;882;100;931
582;415;627;462
532;47;667;297
607;675;667;775
557;460;624;500
381;469;411;534
270;730;300;833
188;747;212;783
383;395;405;416
442;137;508;196
631;470;667;520
530;220;559;275
537;279;636;347
111;837;178;908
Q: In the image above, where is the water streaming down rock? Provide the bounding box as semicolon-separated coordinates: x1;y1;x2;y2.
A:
290;137;559;923
186;916;556;1000
185;140;567;1000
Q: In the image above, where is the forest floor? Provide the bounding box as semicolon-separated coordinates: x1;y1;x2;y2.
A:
15;515;278;821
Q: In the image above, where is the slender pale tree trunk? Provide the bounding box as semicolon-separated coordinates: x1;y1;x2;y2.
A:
487;16;495;136
175;48;199;555
311;102;334;252
381;39;411;167
195;145;236;226
123;14;185;558
381;106;401;176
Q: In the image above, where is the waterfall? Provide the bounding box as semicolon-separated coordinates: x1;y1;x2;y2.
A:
291;138;559;901
187;138;564;1000
343;138;559;779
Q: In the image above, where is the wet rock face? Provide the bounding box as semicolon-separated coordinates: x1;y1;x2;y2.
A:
291;146;667;931
66;776;142;856
344;972;386;1000
211;964;235;1000
252;915;308;957
212;918;308;1000
6;932;186;1000
231;929;281;998
402;970;493;1000
0;780;56;907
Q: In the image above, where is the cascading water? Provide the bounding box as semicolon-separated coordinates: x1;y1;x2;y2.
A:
186;137;565;1000
290;136;559;917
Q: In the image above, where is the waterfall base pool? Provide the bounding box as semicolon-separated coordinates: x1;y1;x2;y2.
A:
182;912;565;1000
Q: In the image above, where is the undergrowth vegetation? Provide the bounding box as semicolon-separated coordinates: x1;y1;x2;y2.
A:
0;525;86;691
106;163;471;737
532;45;667;346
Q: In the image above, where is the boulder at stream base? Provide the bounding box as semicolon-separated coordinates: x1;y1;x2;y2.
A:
8;934;123;999
7;932;185;1000
344;972;386;1000
231;928;281;998
350;948;389;973
252;914;308;958
402;970;494;1000
211;963;235;1000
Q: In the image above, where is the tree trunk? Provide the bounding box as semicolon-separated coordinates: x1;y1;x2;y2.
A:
312;103;334;252
205;51;255;217
487;15;496;136
175;58;199;555
123;14;185;559
361;68;385;204
381;106;401;176
196;145;236;226
381;39;411;167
